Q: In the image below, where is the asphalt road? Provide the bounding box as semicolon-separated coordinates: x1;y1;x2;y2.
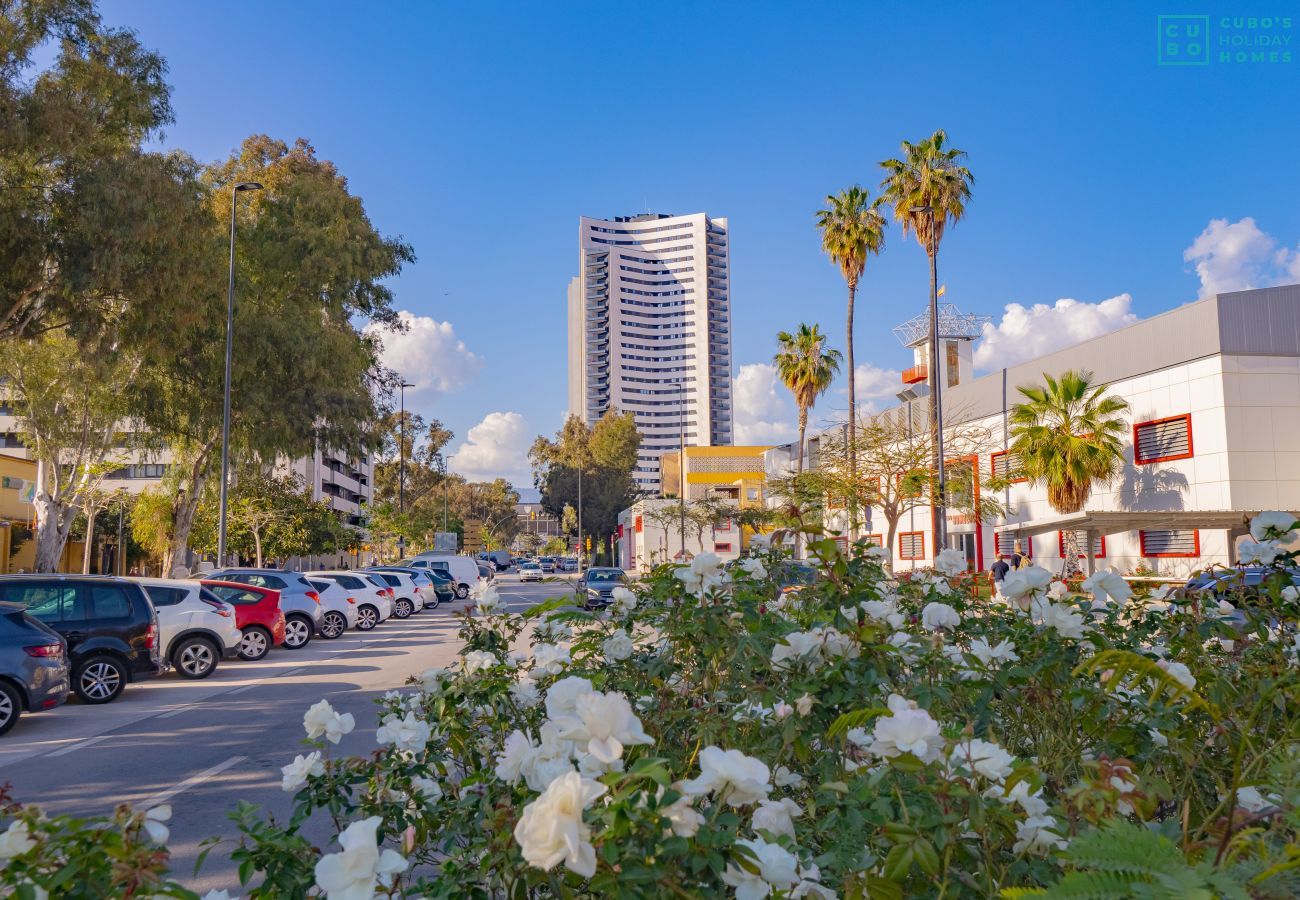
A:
0;575;578;895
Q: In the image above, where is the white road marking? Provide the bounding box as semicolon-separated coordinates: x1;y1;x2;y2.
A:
280;668;305;677
226;685;254;695
140;755;246;809
49;734;109;757
156;703;196;720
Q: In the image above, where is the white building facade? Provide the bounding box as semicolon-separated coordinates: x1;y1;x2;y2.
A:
616;497;745;573
567;212;734;493
789;285;1300;578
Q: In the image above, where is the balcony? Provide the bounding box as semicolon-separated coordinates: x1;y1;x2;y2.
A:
902;364;928;385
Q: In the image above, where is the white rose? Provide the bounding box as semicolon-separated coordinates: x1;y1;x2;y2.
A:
1250;510;1299;542
795;694;814;716
949;739;1015;781
740;557;767;580
1157;659;1196;690
513;771;608;878
462;650;497;674
773;701;794;720
1081;570;1133;605
1013;815;1067;854
751;797;802;838
867;694;943;763
304;699;356;744
722;838;800;897
1001;566;1053;603
410;775;443;804
510;679;542;708
609;586;638;616
1032;599;1089;640
0;819;36;859
774;765;805;788
602;629;634;662
921;602;961;632
551;689;654;764
281;751;325;792
968;637;1018;666
860;599;896;622
375;711;432;753
314;816;408;898
933;548;967;578
495;730;537;785
681;746;772;807
1239;539;1283;566
663;793;704;837
1282;585;1299;603
473;585;502;614
143;804;171;844
530;643;571;678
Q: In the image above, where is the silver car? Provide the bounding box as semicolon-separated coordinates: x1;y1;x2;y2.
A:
203;568;325;649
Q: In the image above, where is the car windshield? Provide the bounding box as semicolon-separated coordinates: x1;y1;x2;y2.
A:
586;570;623;584
779;564;818;586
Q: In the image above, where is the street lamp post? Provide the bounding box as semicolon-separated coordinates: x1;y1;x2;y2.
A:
398;381;413;558
679;379;687;558
910;204;947;551
217;181;263;570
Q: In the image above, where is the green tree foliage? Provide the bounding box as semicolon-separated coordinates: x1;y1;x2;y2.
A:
530;412;640;551
1;0;213;343
0;331;134;570
189;471;347;567
773;324;841;473
130;135;415;573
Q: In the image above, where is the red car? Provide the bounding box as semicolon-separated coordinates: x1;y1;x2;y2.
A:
201;580;286;661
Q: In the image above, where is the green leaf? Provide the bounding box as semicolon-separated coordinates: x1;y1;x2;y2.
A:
826;706;889;740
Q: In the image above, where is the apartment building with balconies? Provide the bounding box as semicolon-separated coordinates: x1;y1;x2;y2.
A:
567;211;734;493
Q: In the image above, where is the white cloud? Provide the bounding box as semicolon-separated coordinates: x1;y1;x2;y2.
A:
365;310;483;396
972;294;1138;372
852;363;904;413
1183;217;1300;299
733;363;798;445
448;411;532;486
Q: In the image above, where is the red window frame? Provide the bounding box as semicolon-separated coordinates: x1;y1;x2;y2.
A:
716;517;733;531
713;542;732;553
866;533;882;548
899;531;925;560
1133;413;1194;465
990;450;1027;484
1139;529;1200;558
832;536;849;553
1058;530;1106;558
994;532;1031;558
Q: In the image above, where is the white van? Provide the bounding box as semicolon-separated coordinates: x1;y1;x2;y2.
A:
404;554;481;600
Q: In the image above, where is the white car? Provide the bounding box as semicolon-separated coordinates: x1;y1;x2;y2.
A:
135;578;242;679
306;572;393;630
364;570;423;618
404;554;479;600
518;562;542;582
304;577;361;638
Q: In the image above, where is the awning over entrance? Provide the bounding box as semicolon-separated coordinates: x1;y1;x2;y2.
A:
994;509;1257;574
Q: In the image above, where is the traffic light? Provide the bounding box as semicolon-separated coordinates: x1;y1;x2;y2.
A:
530;510;536;520
585;536;592;551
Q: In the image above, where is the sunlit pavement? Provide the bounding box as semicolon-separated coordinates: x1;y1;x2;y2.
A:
0;576;578;894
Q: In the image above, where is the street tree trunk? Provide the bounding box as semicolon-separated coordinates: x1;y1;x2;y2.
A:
81;499;101;574
164;437;218;576
927;245;942;552
33;458;74;573
846;279;858;541
253;528;263;568
884;516;899;574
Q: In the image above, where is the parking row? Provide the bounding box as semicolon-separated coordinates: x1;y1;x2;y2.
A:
0;564;474;737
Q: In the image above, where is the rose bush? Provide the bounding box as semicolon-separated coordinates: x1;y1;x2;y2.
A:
2;513;1299;898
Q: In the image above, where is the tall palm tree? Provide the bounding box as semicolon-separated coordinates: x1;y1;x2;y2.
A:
816;187;885;534
774;324;842;474
879;130;974;541
1010;370;1129;569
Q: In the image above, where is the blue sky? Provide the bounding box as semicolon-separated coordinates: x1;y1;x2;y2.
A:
104;1;1300;488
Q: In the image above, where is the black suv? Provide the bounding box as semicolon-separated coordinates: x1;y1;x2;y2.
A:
0;576;162;704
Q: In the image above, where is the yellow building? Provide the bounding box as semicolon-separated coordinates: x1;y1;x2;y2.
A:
658;445;771;505
0;455;88;574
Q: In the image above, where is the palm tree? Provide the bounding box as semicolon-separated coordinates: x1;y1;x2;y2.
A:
774;324;842;474
1010;370;1129;570
879;130;974;538
816;187;885;534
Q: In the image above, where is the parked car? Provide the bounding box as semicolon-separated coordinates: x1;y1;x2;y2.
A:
577;567;627;609
539;557;557;574
362;569;422;618
404;554;479;599
0;602;69;735
0;575;161;704
420;568;458;604
136;578;241;679
518;562;543;582
202;569;324;649
201;580;286;660
304;578;361;638
369;566;444;608
306;572;392;630
477;562;495;584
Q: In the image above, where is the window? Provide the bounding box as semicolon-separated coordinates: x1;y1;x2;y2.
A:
207;586;264;606
1;584;81;623
145;586;188;607
90;585;132;619
1134;414;1193;464
994;532;1032;559
1140;529;1200;558
379;574;400;587
1058;530;1106;558
247;574;287;590
990;450;1026;483
899;531;925;560
713;542;732;553
866;533;883;548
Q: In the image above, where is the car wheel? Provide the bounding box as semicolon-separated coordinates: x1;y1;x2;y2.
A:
456;584;470;600
394;599;413;619
321;611;347;638
0;681;22;736
356;605;379;631
238;626;272;661
283;615;313;650
74;655;125;704
172;637;219;679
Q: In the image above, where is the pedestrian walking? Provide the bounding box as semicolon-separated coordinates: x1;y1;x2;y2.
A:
989;553;1010;600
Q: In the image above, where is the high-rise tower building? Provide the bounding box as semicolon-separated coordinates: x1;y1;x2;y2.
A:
567;212;733;493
